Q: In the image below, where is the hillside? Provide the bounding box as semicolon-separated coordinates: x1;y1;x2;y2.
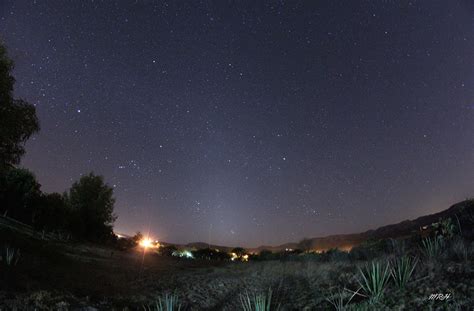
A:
248;199;474;252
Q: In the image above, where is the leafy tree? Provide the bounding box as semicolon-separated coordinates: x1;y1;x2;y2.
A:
0;42;39;169
66;173;116;242
33;192;71;232
0;167;42;223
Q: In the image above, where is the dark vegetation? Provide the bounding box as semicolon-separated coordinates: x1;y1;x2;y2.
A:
0;42;117;245
1;41;473;309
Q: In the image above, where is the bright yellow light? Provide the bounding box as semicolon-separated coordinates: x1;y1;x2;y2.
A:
139;238;153;248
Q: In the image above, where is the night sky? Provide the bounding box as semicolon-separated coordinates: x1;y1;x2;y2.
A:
1;1;473;247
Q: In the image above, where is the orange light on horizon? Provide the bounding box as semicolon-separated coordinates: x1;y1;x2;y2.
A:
139;237;161;249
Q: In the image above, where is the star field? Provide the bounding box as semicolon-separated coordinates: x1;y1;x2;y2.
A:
1;1;473;247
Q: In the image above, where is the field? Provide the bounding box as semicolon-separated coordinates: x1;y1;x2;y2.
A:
1;216;473;310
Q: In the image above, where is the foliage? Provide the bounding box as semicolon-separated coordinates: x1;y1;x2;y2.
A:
449;237;468;262
389;255;418;290
326;288;360;311
432;218;457;240
324;248;349;262
420;236;444;259
257;250;274;261
231;247;246;256
33;192;71;232
133;231;144;244
350;239;389;261
240;288;279;311
1;245;21;266
192;248;230;260
357;260;390;303
0;167;42;223
0;42;40;169
160;245;178;256
66;173;116;242
145;293;181;311
388;238;406;256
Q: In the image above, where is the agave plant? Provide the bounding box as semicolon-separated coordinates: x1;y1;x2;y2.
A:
421;236;444;258
326;287;360;311
240;288;279;311
390;255;418;290
2;246;21;266
145;293;181;311
357;260;390;303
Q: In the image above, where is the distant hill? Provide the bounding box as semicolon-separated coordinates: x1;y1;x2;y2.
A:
183;199;473;253
248;199;473;252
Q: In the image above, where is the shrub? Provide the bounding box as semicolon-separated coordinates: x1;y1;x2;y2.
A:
240;288;279;311
390;255;418;290
357;260;390;303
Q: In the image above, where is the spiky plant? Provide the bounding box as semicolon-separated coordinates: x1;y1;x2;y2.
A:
390;255;418;290
357;261;390;303
326;287;360;311
240;288;279;311
145;293;181;311
421;236;444;258
2;246;20;266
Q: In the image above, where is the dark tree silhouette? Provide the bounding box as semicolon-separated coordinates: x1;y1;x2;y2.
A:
0;167;42;223
66;173;116;242
231;247;246;256
33;192;71;232
298;237;314;252
0;42;39;169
